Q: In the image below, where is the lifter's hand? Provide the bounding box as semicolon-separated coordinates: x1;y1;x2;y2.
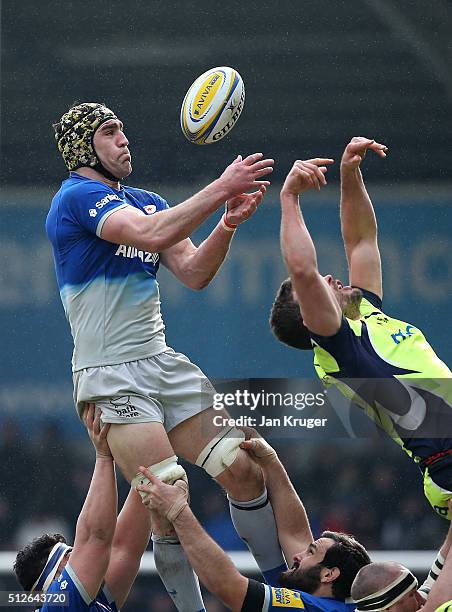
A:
281;158;334;197
240;427;278;467
225;185;266;226
83;403;112;459
136;467;189;523
341;137;388;171
218;153;274;198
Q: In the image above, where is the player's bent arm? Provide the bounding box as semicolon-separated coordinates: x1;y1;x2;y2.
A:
262;458;313;563
161;222;235;290
172;505;249;611
419;507;452;599
101;180;229;253
340;159;382;298
280;191;342;336
104;488;152;609
69;456;118;601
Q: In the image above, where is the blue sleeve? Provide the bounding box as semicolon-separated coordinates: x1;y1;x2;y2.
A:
65;182;129;236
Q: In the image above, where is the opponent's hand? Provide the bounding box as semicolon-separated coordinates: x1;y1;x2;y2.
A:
136;467;188;522
281;158;334;197
83;403;112;459
218;153;274;198
341;137;388;171
225;185;266;226
240;427;278;466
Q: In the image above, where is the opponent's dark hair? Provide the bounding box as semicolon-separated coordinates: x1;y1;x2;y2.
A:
320;531;371;601
14;533;67;591
269;278;313;350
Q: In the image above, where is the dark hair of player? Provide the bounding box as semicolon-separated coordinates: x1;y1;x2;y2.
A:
269;278;313;350
321;531;371;601
14;533;67;591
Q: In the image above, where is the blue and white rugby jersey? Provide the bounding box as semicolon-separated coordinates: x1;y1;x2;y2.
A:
41;565;117;611
46;172;169;371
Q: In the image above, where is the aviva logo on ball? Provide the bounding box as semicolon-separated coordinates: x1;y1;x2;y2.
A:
181;66;245;144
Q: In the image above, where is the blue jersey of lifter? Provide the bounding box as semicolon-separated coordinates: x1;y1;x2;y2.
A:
41;565;117;611
46;172;169;371
261;584;355;612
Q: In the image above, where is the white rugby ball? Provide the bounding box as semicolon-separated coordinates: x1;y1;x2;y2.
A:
180;66;245;145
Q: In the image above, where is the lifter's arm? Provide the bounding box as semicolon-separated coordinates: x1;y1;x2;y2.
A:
340;137;387;298
280;158;342;336
419;502;452;600
240;435;313;563
420;502;452;612
101;154;273;253
69;406;117;601
137;473;249;612
104;488;152;609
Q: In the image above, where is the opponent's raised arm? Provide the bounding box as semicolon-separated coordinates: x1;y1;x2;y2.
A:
280;158;342;336
101;153;273;253
340;137;387;298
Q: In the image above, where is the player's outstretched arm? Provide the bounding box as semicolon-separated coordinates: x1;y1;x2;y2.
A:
419;502;452;612
280;159;342;336
160;183;267;290
240;433;313;563
69;405;118;601
340;137;387;299
137;471;249;612
103;488;151;609
101;153;273;253
419;501;452;601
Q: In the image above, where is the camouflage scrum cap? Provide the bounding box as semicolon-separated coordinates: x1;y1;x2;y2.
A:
54;102;118;171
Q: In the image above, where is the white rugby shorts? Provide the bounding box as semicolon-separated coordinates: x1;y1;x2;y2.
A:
73;348;216;431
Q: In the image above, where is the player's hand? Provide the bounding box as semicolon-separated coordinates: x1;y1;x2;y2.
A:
239;427;278;466
83;403;112;459
218;153;274;197
225;185;266;226
281;158;334;197
341;137;388;171
136;467;189;522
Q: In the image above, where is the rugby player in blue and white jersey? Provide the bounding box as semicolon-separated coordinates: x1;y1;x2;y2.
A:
14;405;151;611
137;434;371;612
47;102;285;607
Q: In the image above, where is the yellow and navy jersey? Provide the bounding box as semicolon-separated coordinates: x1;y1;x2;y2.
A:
310;289;452;469
241;579;356;612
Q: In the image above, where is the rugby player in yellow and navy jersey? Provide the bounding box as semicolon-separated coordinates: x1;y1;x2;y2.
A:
136;433;371;612
270;137;452;520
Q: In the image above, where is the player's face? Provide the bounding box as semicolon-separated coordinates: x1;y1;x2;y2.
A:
279;537;335;592
323;275;362;311
385;588;423;612
93;119;132;179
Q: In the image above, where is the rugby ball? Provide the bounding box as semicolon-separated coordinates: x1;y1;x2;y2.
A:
180;66;245;145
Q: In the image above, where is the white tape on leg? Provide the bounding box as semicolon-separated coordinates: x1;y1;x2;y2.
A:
132;455;187;500
195;426;245;478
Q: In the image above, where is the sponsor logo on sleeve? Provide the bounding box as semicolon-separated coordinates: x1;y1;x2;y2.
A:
89;209;97;217
144;204;157;215
271;588;304;608
95;193;123;209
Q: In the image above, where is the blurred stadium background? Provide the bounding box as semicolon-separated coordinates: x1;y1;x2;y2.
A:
1;0;451;609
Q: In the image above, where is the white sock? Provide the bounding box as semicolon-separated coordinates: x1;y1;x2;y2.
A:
152;534;205;612
228;488;286;584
